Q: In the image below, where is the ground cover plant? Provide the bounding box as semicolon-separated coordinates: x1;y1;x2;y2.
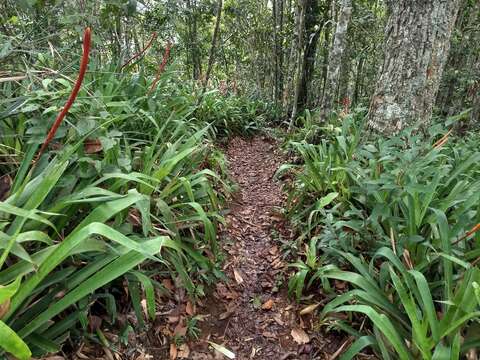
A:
282;113;480;358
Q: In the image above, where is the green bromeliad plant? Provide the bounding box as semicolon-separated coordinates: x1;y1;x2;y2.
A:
0;25;260;359
284;113;480;358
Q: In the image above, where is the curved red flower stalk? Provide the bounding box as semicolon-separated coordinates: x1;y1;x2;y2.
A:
466;223;480;238
453;222;480;246
148;41;172;95
36;27;92;161
121;32;157;70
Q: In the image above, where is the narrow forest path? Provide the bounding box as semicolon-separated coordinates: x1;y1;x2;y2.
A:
190;137;340;360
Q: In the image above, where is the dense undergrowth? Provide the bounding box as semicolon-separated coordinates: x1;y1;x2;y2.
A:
281;110;480;359
0;35;273;359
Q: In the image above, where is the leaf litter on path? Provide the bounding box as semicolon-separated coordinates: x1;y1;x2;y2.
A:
166;137;346;359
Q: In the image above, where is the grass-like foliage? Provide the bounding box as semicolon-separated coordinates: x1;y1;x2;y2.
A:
0;36;271;358
282;112;480;358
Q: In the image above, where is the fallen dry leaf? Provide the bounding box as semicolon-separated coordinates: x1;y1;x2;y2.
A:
269;245;278;255
186;301;194;316
141;298;148;318
84;138;102;154
174;322;187;337
219;309;234;320
291;328;310;344
162;278;174;291
262;331;276;338
209;341;236;359
170;343;178;360
178;344;190;358
273;314;284;326
128;208;142;227
0;175;11;201
261;299;274;310
299;303;320;315
103;346;115;360
233;269;244;285
168;315;180;323
88;315;102;332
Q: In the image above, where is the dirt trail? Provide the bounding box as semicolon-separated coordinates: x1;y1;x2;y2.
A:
190;137;339;360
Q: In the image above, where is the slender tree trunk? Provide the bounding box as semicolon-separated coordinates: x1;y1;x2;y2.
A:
273;0;279;104
278;0;284;107
272;0;285;107
289;0;306;129
352;56;364;106
318;0;333;105
471;58;480;123
368;0;461;135
186;0;202;80
320;0;352;119
297;0;321;111
198;0;223;103
283;1;298;111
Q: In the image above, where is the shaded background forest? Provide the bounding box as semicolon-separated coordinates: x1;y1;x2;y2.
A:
2;0;478;126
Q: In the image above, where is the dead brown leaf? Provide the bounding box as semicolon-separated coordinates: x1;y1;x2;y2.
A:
219;309;234;320
262;331;276;339
162;278;174;291
170;343;178;360
269;245;279;255
291;328;310;344
84;138;103;154
141;298;148;318
103;346;115;360
0;175;11;201
273;314;284;326
88;315;102;332
185;301;195;316
128;208;142;227
299;303;320;315
261;299;274;310
178;344;190;358
174;321;187;337
233;269;244;285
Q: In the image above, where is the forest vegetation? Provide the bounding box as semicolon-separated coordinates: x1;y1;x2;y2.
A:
0;0;479;359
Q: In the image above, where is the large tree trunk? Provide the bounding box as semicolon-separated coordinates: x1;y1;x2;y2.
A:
320;0;352;119
368;0;461;135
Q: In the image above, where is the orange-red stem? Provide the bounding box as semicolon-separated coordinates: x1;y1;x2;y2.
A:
148;41;172;95
466;223;480;238
121;32;157;70
36;27;92;161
